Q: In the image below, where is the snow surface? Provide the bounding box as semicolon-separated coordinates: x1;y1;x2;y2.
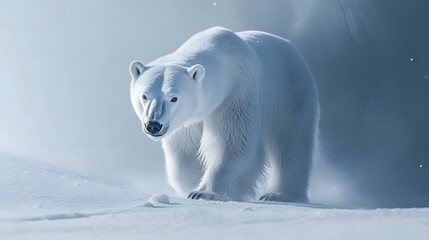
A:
1;152;428;240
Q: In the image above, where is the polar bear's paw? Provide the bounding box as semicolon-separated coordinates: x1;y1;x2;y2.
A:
187;191;218;200
259;192;308;203
187;191;221;201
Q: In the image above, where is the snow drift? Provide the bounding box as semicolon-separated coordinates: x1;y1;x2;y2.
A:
0;152;428;240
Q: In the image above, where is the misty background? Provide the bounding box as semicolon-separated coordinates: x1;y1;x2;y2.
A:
1;0;428;208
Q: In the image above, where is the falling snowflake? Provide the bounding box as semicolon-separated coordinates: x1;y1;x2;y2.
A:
410;58;414;62
420;165;423;168
213;2;217;6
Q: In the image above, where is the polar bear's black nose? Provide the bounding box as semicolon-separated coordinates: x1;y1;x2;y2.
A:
145;121;162;134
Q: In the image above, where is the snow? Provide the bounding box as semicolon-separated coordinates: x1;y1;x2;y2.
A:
1;152;428;240
148;194;170;204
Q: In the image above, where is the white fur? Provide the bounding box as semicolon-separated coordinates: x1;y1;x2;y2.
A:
129;27;319;202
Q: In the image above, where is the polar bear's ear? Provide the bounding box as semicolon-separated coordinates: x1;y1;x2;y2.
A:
187;64;205;81
129;60;146;80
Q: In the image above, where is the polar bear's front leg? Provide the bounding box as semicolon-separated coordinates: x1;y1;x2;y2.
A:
188;97;264;201
162;123;204;197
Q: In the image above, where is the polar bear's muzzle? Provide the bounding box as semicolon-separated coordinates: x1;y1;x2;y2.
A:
144;121;167;137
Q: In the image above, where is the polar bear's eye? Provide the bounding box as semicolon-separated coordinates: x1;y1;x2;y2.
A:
142;95;147;100
171;97;177;102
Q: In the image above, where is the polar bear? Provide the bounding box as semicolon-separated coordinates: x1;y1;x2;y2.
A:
129;27;319;202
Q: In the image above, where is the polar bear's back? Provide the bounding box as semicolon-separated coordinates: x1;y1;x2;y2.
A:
171;27;252;66
174;27;317;92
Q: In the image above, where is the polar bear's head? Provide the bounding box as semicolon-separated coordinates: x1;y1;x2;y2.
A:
129;61;205;140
